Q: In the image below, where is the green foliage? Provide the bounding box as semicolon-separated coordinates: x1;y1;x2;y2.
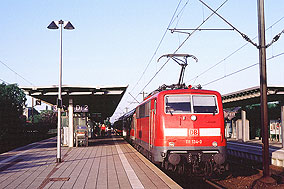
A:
0;83;26;137
0;83;26;110
38;110;57;127
0;83;57;152
30;114;41;123
27;110;57;134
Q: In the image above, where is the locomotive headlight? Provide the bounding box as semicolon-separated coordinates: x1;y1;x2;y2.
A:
212;141;218;147
191;115;197;121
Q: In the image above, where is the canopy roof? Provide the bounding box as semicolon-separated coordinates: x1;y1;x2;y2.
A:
21;85;128;121
222;86;284;108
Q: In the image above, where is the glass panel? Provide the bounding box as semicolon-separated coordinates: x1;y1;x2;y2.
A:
137;102;151;118
136;107;140;118
145;102;150;117
139;104;145;118
192;95;218;113
165;95;191;113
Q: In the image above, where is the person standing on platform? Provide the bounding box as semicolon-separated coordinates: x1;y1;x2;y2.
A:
101;123;106;136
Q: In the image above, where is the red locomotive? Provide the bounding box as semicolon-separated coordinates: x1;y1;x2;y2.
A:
115;54;228;176
125;84;227;176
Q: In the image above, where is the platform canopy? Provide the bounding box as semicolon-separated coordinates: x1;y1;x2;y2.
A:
21;85;128;121
222;86;284;108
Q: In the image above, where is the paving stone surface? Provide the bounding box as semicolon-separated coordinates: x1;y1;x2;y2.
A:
0;136;181;189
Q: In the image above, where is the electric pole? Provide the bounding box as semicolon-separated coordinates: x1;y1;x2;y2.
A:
139;91;148;101
258;0;269;178
257;0;276;185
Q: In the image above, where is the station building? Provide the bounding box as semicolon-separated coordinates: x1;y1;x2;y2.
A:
222;86;284;146
21;85;127;147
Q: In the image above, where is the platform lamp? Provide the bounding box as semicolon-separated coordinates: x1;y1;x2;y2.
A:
47;20;75;163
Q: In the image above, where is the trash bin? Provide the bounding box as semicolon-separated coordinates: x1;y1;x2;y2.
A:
75;125;88;147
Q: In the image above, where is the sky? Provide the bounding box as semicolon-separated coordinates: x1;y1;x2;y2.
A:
0;0;284;122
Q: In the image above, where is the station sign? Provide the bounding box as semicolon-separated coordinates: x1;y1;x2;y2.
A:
52;105;67;112
74;105;89;113
52;104;89;113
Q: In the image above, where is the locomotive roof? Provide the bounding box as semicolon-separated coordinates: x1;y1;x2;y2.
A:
117;87;221;121
141;87;221;104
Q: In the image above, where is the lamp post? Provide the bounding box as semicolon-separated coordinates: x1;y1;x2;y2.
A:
47;20;75;163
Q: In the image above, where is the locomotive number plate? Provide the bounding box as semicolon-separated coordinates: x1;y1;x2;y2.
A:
189;129;199;136
186;139;202;144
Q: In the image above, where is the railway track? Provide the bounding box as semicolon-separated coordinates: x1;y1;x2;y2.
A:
160;166;227;189
204;178;226;189
163;157;267;188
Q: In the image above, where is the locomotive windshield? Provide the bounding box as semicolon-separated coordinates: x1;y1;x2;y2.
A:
165;95;191;113
165;95;218;114
192;95;218;113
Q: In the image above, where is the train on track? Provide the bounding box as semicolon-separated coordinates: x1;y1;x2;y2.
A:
114;54;228;176
114;84;228;176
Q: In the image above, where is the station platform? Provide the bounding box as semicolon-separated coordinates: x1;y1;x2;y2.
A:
0;136;181;189
227;138;284;168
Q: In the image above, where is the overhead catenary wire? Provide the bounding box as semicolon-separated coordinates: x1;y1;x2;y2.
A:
199;0;258;47
202;52;284;87
128;92;140;104
266;28;284;48
0;78;10;84
132;0;229;103
119;0;189;112
115;0;187;116
173;0;191;44
0;59;34;86
188;16;284;85
200;0;284;50
119;0;185;112
129;0;184;95
173;0;191;31
199;0;284;48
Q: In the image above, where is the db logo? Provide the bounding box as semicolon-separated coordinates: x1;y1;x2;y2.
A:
189;129;199;136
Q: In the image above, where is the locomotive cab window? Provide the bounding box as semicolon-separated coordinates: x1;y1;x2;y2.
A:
192;95;218;114
165;95;191;114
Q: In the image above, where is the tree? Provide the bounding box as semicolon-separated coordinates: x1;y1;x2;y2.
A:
27;110;57;134
0;83;26;136
38;110;57;128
